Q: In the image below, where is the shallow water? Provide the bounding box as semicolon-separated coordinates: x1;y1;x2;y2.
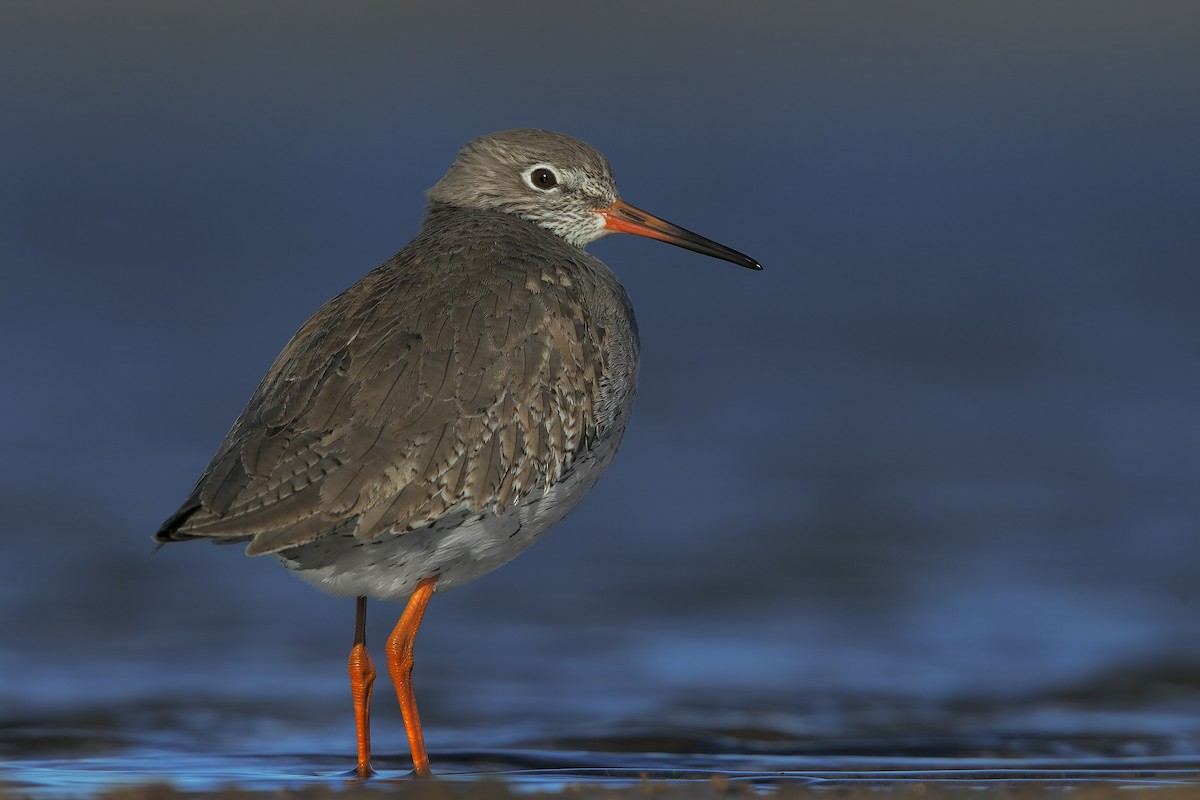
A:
5;678;1200;796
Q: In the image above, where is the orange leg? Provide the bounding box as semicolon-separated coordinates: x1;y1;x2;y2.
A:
386;575;439;778
348;596;375;779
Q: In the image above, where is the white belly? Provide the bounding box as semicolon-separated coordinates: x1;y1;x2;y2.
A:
274;438;618;601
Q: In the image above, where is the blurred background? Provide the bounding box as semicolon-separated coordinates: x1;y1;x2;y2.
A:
2;0;1198;764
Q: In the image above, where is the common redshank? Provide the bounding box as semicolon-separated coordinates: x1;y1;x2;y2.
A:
155;129;761;778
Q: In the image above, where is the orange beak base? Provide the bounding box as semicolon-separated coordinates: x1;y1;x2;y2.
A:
597;200;762;270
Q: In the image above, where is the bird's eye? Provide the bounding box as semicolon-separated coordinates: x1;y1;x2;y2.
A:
528;167;559;190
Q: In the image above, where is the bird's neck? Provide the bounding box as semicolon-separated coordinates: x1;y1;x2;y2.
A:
421;201;558;244
421;201;466;227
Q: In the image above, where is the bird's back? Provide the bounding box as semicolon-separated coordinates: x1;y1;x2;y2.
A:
156;203;639;558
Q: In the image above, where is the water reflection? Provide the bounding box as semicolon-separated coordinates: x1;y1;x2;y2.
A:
4;690;1200;796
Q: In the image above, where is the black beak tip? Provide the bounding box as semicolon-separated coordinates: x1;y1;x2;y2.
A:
729;252;763;271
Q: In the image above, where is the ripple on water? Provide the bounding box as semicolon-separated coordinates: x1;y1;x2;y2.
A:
4;685;1200;797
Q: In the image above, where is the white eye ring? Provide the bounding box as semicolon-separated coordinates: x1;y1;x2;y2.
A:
524;164;561;191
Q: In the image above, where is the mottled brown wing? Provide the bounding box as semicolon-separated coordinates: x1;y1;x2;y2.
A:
158;231;608;556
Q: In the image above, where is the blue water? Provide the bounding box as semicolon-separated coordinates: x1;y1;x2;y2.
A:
6;690;1200;794
2;2;1199;795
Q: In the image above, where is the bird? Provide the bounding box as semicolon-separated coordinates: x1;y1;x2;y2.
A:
154;129;761;779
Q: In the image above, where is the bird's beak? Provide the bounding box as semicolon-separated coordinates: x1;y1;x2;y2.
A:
597;200;762;271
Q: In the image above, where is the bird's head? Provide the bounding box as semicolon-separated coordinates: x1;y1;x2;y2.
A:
428;129;761;270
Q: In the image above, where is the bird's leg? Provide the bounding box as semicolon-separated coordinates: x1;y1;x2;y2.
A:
348;595;375;779
386;575;439;778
